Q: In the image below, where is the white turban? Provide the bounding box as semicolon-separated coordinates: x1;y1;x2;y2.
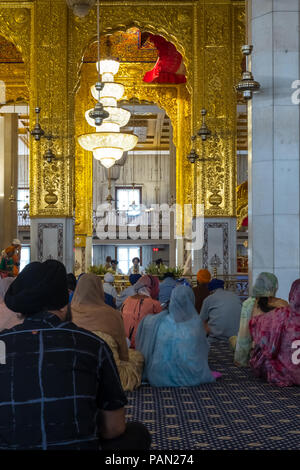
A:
104;272;114;283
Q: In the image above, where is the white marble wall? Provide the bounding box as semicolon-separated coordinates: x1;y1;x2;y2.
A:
249;0;300;299
30;218;74;273
93;152;171;210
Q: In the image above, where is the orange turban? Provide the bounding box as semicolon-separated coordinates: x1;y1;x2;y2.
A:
197;269;211;284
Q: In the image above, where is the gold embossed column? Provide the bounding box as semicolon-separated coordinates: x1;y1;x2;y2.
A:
192;0;244;275
30;0;75;271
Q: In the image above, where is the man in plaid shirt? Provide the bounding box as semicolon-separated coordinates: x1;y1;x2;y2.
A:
0;260;150;450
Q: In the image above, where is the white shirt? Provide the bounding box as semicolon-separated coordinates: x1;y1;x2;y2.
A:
128;265;145;275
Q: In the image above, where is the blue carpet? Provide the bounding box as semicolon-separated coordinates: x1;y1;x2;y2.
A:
125;342;300;450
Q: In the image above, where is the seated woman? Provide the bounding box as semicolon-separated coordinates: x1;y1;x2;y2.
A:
248;279;300;387
71;273;144;392
136;285;216;387
0;278;23;330
234;272;288;366
121;275;162;349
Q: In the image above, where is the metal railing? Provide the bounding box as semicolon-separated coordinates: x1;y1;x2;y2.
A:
17;210;30;227
96;273;249;299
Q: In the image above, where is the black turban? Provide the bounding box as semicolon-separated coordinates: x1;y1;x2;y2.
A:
4;260;69;315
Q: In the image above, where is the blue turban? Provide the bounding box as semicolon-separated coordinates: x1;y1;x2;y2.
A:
208;279;225;291
129;273;142;285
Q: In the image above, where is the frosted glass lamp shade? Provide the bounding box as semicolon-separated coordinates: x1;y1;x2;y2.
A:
91;83;125;102
85;107;130;129
97;59;120;76
78;132;138;152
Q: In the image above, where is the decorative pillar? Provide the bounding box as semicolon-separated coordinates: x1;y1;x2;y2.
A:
169;126;176;268
249;0;300;299
191;1;245;276
74;235;92;276
0;114;18;250
29;0;74;272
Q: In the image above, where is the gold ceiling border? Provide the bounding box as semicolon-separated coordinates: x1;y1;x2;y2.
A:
74;61;192;238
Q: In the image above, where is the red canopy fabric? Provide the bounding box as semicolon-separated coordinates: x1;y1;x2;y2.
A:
143;34;186;84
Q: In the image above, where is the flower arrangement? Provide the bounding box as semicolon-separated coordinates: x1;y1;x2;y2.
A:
145;264;184;279
88;264;115;275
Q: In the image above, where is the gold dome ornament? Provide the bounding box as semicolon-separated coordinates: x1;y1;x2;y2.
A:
44;190;58;207
209;189;223;208
235;46;261;100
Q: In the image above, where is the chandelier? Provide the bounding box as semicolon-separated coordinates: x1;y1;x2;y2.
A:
78;3;138;168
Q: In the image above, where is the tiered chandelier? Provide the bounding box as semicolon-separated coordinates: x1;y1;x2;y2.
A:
78;3;138;168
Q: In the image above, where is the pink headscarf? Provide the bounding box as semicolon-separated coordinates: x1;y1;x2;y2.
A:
134;275;160;300
288;279;300;313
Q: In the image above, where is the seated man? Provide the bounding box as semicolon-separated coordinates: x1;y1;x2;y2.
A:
111;260;123;275
128;257;145;276
199;279;242;344
0;260;151;450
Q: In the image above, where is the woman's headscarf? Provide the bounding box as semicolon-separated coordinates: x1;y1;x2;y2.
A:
288;279;300;313
234;272;279;366
136;285;214;387
253;272;278;297
169;285;198;322
134;275;160;299
71;273;129;361
0;278;14;302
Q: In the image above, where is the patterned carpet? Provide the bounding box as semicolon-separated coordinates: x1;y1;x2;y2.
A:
125;342;300;450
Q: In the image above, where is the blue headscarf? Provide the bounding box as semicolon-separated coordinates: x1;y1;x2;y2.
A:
136;285;215;387
159;277;177;305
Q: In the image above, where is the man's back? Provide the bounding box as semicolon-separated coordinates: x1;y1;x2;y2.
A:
200;289;242;342
0;312;126;450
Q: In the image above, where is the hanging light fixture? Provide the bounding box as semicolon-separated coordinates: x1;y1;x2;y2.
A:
187;0;212;164
78;3;138;168
235;45;260;100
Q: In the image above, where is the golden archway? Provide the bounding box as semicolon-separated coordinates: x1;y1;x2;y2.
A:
74;58;192;250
